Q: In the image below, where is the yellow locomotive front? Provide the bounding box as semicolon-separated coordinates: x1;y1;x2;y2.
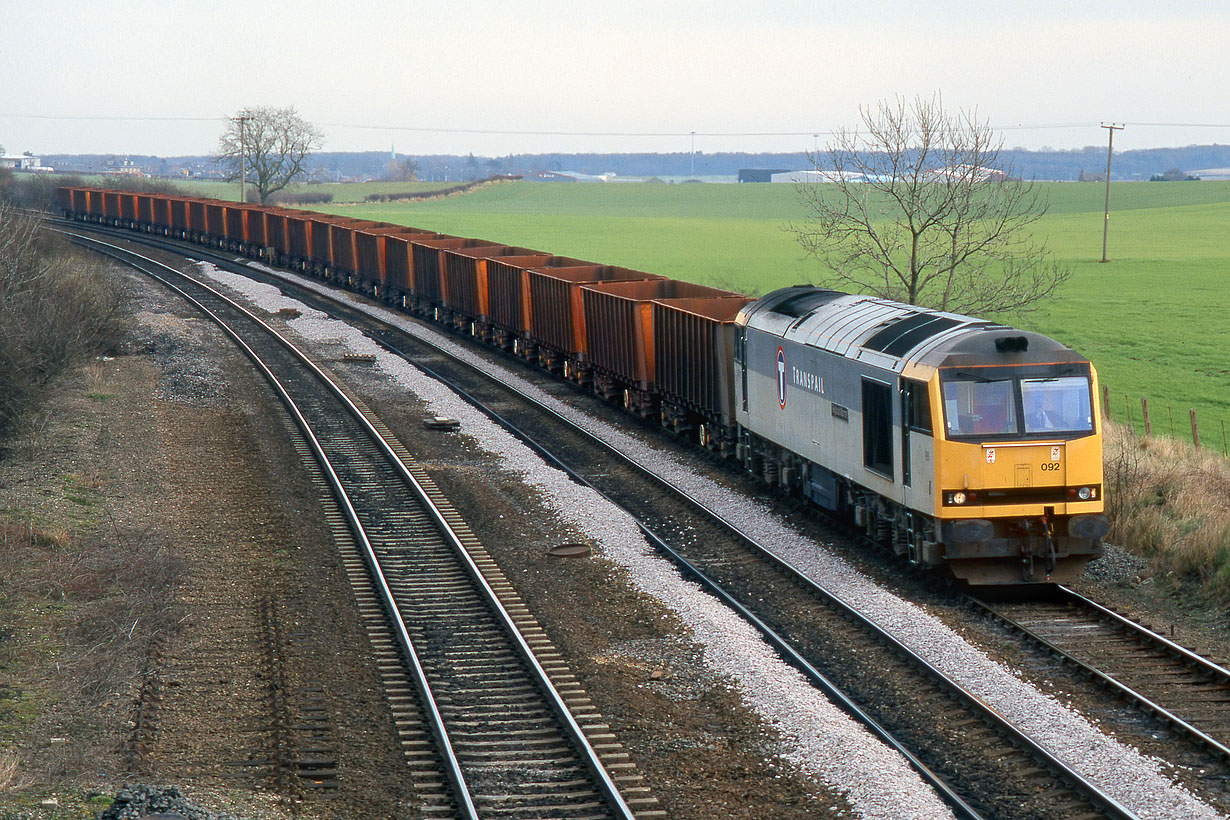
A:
929;352;1108;584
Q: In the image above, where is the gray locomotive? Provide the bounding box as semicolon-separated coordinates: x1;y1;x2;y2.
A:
734;286;1107;585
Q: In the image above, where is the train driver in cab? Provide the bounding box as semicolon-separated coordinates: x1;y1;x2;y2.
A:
1026;391;1061;431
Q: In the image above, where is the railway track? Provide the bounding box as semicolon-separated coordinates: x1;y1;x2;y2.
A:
63;224;1158;819
68;230;655;820
972;586;1230;763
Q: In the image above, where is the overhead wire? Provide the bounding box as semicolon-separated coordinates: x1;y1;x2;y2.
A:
3;112;1229;138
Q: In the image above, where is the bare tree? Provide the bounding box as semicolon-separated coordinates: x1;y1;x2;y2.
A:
382;156;420;182
216;106;323;204
792;95;1069;316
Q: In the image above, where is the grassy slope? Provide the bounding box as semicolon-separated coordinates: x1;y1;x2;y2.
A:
175;179;452;201
1035;198;1230;443
310;180;1230;448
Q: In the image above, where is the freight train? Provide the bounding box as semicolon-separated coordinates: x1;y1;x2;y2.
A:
56;186;1109;585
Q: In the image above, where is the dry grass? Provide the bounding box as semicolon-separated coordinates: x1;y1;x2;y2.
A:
0;749;18;792
1104;420;1230;598
0;522;184;786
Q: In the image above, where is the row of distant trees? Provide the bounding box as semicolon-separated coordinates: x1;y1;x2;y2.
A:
1;98;1069;319
218;97;1065;315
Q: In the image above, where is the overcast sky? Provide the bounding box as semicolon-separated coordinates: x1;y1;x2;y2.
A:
3;0;1228;158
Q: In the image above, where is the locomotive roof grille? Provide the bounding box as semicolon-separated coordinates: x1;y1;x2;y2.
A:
862;313;962;357
994;335;1030;353
769;289;842;318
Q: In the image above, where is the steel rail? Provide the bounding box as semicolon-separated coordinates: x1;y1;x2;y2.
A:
67;220;1137;818
969;588;1230;762
68;231;482;820
1060;586;1230;680
68;231;637;820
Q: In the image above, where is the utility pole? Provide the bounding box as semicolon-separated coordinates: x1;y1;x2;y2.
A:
237;115;251;204
1100;122;1124;263
690;131;695;179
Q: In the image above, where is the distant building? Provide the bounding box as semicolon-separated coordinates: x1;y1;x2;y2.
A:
1187;167;1230;181
771;170;867;183
105;157;147;177
0;153;44;171
1078;169;1105;182
738;168;790;183
533;170;613;183
926;164;1006;182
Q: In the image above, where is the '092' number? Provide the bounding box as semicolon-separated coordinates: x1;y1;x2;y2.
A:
1040;462;1062;471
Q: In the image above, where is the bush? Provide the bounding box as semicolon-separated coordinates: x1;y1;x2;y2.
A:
1104;422;1230;598
0;204;124;435
267;191;334;205
363;175;520;203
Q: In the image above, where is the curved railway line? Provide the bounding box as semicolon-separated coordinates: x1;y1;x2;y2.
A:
59;220;1183;818
67;230;654;820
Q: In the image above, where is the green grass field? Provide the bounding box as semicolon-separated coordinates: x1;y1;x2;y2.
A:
262;178;1229;450
175;178;453;201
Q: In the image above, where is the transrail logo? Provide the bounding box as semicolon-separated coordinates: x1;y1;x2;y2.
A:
776;346;787;409
790;366;822;395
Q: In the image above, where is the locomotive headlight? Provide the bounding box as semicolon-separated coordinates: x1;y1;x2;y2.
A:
1077;486;1092;500
952;491;967;505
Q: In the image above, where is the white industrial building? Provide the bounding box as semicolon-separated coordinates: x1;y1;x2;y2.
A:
0;153;48;171
771;170;868;183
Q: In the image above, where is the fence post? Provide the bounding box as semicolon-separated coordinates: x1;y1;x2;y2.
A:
1190;409;1200;449
1141;398;1151;436
1168;405;1175;437
1222;419;1227;456
1103;385;1111;420
1125;397;1132;427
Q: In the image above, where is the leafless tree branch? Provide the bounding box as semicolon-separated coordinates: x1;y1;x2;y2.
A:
216;106;324;204
789;94;1070;316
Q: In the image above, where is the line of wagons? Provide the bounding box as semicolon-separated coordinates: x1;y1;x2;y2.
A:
57;185;743;435
58;186;1110;586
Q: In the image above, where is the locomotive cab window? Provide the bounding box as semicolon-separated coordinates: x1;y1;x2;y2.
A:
942;378;1016;437
941;369;1095;439
1022;377;1093;435
903;380;932;433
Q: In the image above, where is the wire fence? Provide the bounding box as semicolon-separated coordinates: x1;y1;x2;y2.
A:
1102;385;1229;456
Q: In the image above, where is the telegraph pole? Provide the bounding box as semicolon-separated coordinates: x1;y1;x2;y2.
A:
1100;122;1124;263
690;130;695;179
237;115;251;204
